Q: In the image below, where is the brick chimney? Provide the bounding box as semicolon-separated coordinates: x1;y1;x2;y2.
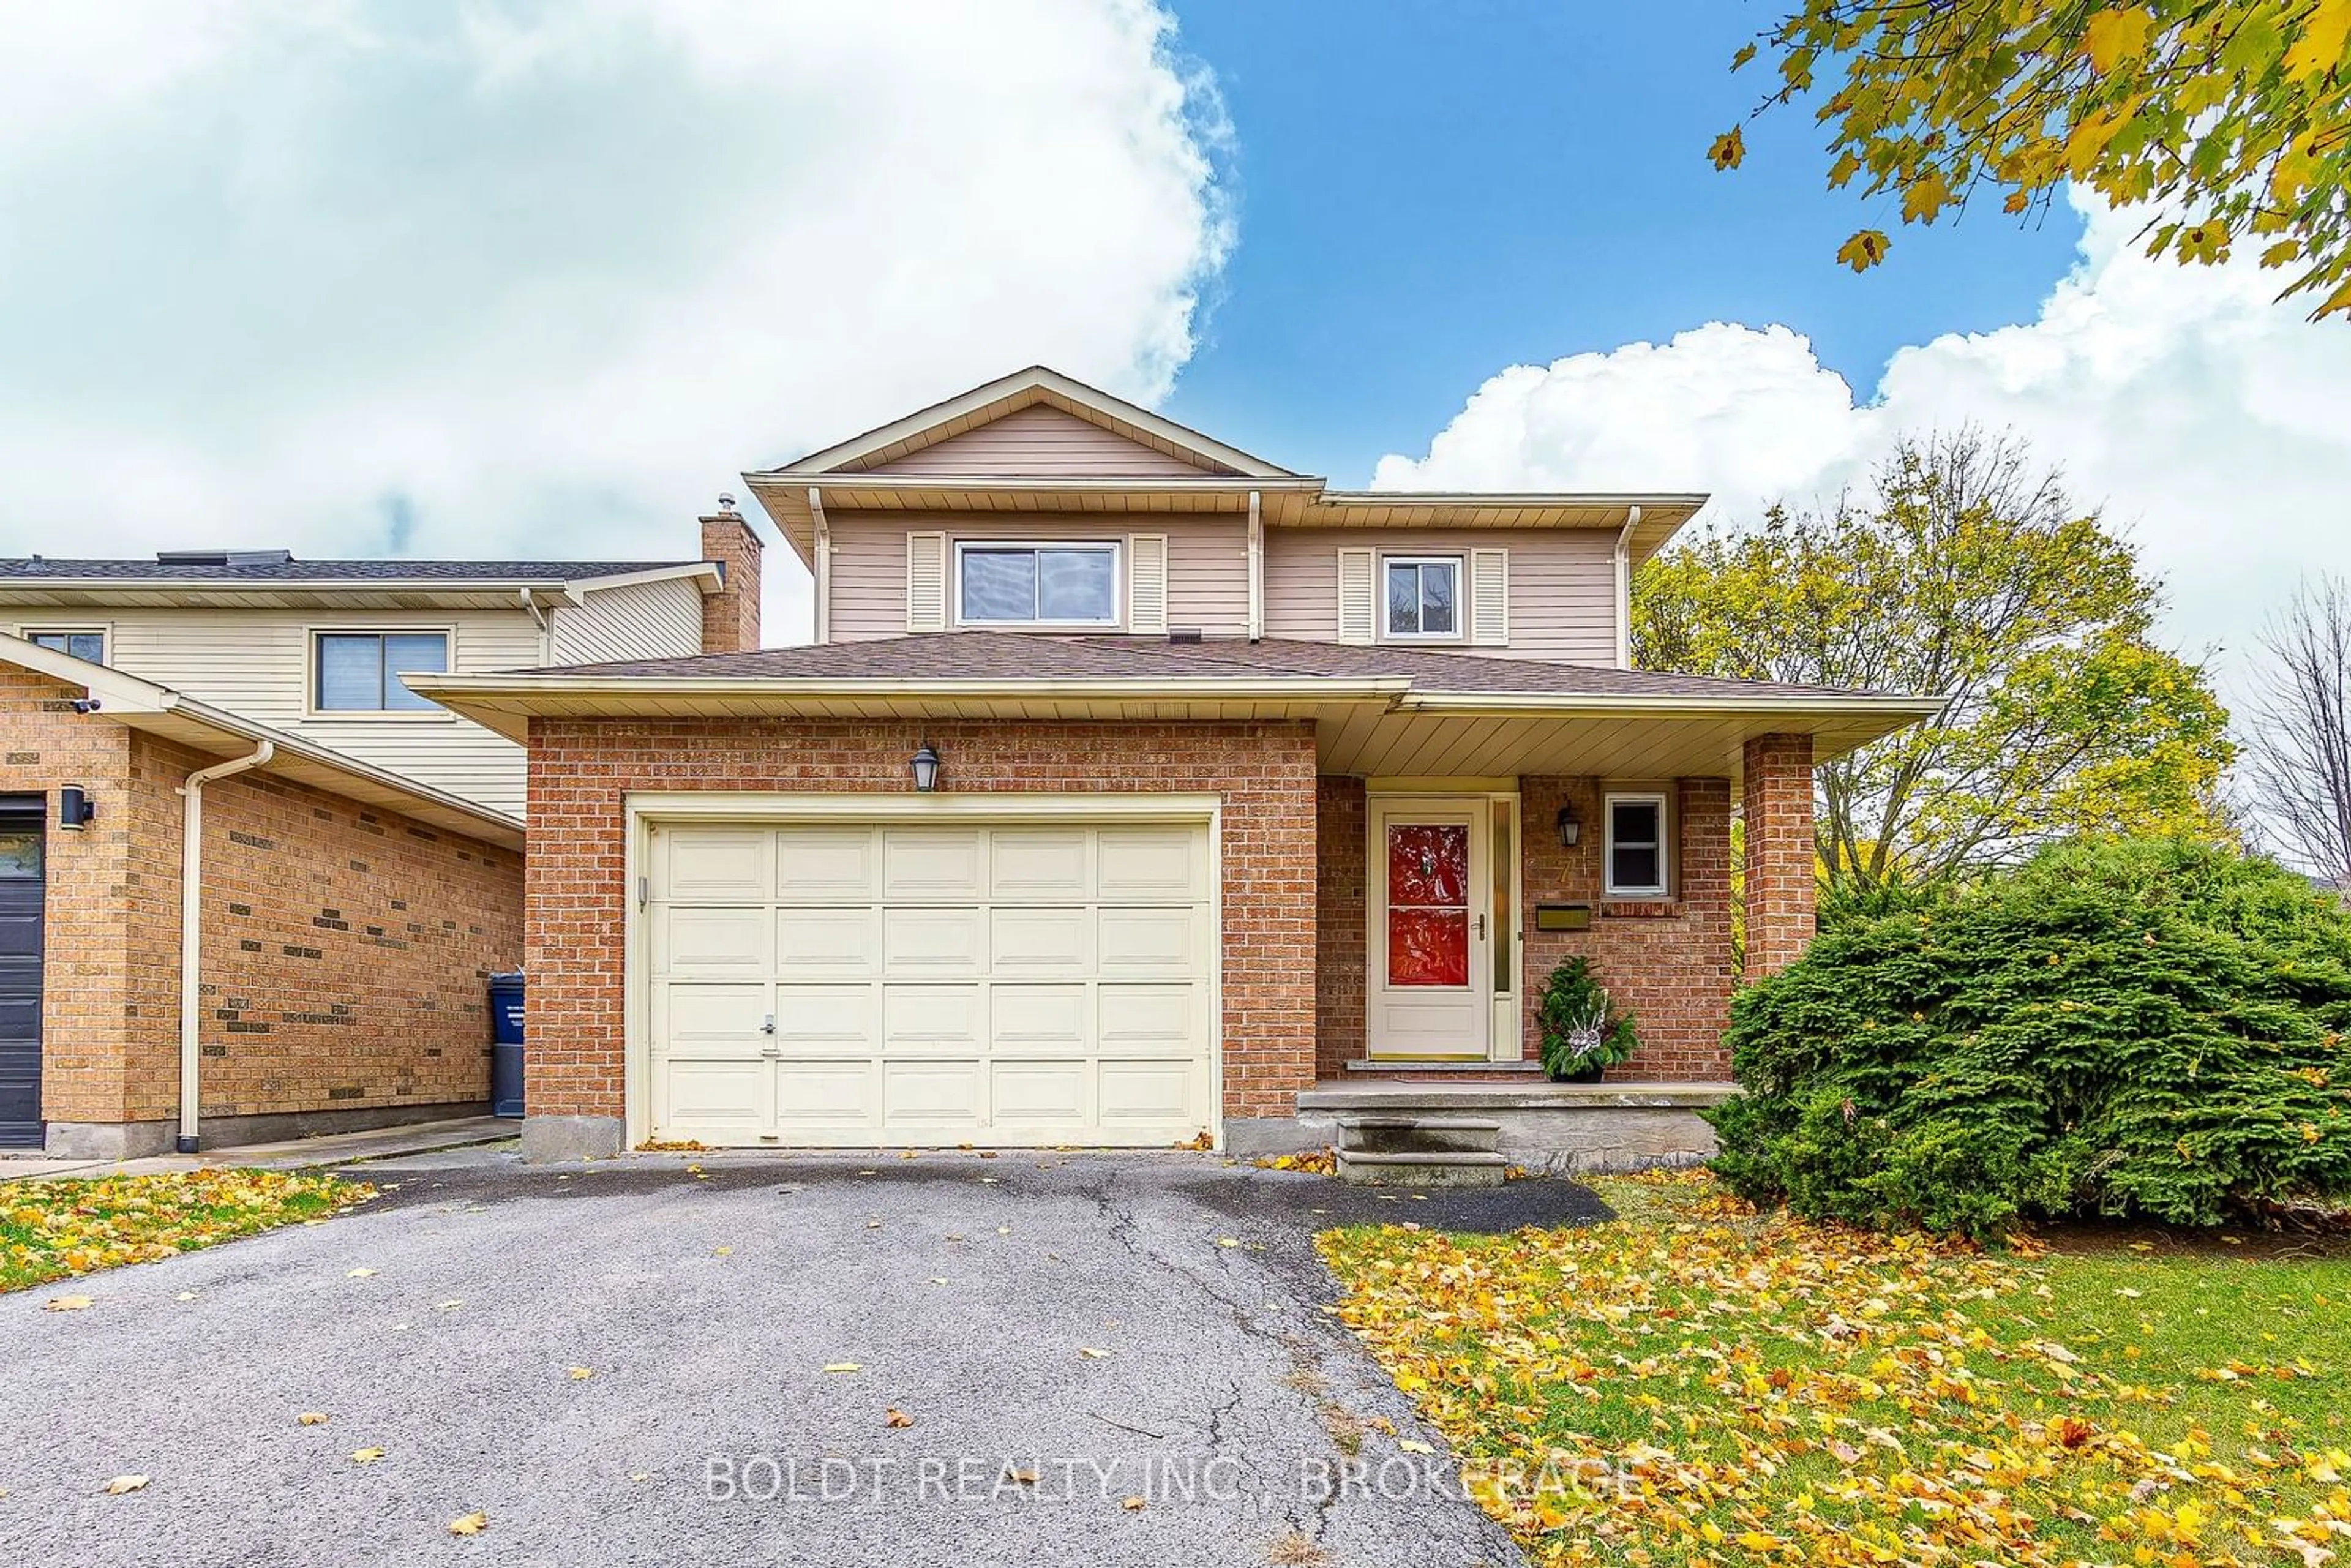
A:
699;497;762;655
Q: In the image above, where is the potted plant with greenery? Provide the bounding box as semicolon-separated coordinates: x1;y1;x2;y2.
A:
1537;956;1637;1082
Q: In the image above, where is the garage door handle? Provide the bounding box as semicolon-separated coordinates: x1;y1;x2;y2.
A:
761;1014;776;1035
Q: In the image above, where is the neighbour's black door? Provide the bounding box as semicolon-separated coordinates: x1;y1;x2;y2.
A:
0;798;45;1148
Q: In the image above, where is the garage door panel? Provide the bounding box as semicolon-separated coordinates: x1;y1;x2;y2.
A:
648;814;1213;1149
989;830;1089;899
1096;829;1202;901
1098;1060;1197;1122
882;907;984;973
663;829;772;899
991;1060;1089;1124
656;906;770;975
771;985;877;1051
882;984;982;1052
775;1062;879;1125
1097;907;1201;975
989;907;1089;976
774;907;880;976
882;830;983;898
882;1060;984;1123
774;828;877;900
656;983;771;1049
991;985;1088;1052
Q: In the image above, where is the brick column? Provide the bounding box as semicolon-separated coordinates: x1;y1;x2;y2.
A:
1741;733;1816;980
699;508;763;655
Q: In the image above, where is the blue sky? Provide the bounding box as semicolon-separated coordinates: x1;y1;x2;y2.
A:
1162;0;2085;482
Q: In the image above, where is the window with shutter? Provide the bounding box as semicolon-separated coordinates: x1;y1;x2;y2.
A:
905;532;947;632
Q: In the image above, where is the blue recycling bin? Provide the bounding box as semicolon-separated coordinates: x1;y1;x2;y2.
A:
488;971;526;1118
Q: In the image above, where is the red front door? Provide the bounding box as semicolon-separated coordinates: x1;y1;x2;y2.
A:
1368;800;1489;1058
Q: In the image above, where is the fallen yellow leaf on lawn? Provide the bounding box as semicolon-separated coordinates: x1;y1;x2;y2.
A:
103;1474;149;1495
296;1412;329;1426
351;1448;384;1464
823;1361;861;1373
45;1294;93;1311
448;1510;487;1536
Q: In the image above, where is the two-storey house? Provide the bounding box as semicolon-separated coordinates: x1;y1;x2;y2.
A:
418;367;1938;1163
0;517;765;1155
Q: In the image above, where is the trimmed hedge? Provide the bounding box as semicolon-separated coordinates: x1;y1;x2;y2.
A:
1707;839;2351;1239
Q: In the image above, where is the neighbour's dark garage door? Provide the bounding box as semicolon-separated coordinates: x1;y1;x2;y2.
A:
0;797;44;1148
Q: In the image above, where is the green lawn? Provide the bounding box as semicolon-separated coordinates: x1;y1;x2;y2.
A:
1319;1171;2350;1568
2;1169;373;1293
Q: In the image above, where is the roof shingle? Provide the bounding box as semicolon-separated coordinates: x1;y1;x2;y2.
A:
0;558;696;583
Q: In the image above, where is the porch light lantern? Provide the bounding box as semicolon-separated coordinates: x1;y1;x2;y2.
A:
910;741;942;793
1554;804;1580;849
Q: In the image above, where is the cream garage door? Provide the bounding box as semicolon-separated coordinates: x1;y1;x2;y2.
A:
647;817;1215;1147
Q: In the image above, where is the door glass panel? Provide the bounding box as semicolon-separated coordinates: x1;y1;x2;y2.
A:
1386;823;1469;987
1387;908;1469;986
1491;800;1513;995
0;831;39;878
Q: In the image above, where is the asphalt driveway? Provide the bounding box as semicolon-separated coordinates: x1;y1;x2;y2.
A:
0;1151;1605;1567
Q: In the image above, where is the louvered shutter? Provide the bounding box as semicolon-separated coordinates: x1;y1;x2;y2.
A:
906;532;947;632
1469;547;1509;645
1127;534;1168;634
1337;547;1376;645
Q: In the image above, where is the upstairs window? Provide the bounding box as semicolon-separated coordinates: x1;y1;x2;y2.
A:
955;542;1119;626
313;631;448;713
24;628;106;664
1603;792;1669;899
1384;556;1461;640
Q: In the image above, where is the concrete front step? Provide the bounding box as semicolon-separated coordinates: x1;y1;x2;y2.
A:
1335;1149;1510;1188
1335;1113;1502;1157
1296;1080;1740;1177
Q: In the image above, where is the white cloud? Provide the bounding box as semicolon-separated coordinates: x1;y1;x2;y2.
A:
1374;192;2351;710
0;0;1230;640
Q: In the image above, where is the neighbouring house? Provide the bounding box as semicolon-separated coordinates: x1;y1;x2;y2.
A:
415;366;1940;1165
0;521;763;1156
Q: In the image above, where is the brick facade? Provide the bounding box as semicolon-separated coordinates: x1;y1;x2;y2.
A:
699;511;763;655
1314;773;1738;1083
1741;733;1817;980
2;663;522;1150
521;718;1322;1133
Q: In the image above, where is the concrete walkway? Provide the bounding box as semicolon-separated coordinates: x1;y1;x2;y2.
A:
0;1115;517;1182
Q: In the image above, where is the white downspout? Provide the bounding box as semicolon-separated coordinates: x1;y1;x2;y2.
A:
517;587;550;662
809;486;831;645
178;740;274;1153
1245;489;1264;642
1613;505;1642;670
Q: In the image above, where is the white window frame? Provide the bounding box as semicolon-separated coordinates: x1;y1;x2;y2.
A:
306;626;456;720
18;625;109;664
951;540;1123;629
1602;790;1671;899
1380;554;1466;642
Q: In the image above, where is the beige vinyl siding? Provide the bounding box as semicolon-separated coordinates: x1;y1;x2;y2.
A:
1264;528;1618;665
548;576;704;666
51;607;539;814
857;404;1220;477
828;513;1249;640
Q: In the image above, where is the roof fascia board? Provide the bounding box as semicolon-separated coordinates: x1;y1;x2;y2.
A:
408;672;1412;703
1313;490;1712;510
763;366;1297;480
564;563;724;596
1395;691;1946;720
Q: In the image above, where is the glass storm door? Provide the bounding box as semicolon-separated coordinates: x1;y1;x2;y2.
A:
1367;800;1490;1059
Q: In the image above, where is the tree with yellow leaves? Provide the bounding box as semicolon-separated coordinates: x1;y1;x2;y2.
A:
1712;1;2351;317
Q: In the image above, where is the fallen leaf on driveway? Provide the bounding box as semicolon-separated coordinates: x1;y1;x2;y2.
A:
568;1367;594;1381
103;1474;149;1495
928;1277;948;1285
823;1361;861;1374
885;1408;914;1428
995;1226;1011;1236
628;1471;650;1483
448;1511;488;1536
345;1268;377;1279
1078;1346;1113;1359
436;1299;462;1310
1215;1237;1240;1248
713;1247;732;1257
45;1294;93;1311
1398;1439;1435;1455
351;1448;385;1465
1006;1467;1038;1485
297;1412;330;1427
1120;1495;1146;1510
174;1291;198;1302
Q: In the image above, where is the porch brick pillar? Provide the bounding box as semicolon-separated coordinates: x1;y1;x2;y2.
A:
1741;733;1816;980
